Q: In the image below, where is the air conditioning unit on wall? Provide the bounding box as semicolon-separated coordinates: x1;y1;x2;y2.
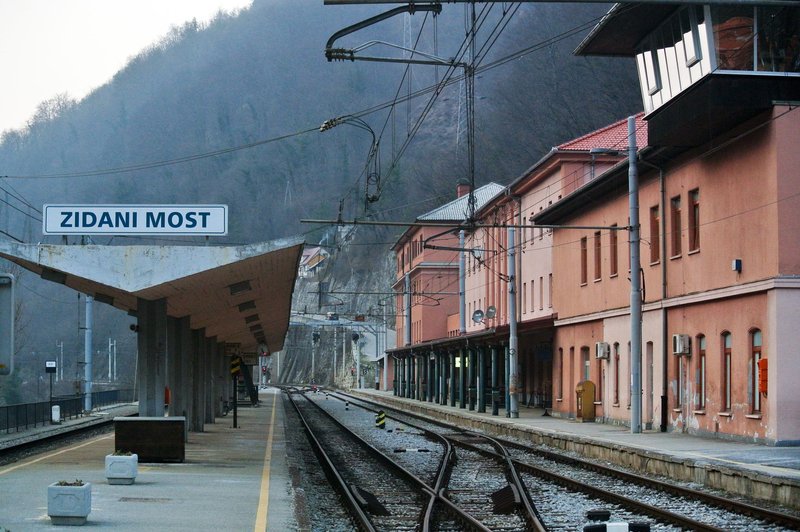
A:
595;341;610;359
672;334;691;356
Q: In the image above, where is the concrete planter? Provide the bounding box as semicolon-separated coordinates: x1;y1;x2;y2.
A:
47;481;91;525
105;453;138;485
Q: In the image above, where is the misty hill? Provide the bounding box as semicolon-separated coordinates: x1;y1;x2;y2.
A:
0;0;641;395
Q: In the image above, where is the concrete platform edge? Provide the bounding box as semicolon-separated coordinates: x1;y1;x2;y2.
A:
352;391;800;509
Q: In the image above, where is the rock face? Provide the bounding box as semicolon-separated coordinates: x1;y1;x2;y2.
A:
280;226;395;386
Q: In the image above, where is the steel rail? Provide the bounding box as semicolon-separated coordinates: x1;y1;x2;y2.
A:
283;388;375;531
324;389;532;530
493;435;800;531
454;435;725;531
338;391;800;530
293;388;490;531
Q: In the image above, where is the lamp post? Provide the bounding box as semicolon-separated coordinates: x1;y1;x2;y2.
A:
626;116;642;434
589;115;642;434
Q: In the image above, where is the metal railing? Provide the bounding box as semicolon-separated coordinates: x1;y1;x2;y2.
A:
0;388;135;434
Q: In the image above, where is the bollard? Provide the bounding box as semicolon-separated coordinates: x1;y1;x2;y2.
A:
375;410;386;430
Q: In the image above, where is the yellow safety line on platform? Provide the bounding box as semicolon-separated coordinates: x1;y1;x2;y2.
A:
254;389;278;531
0;434;113;476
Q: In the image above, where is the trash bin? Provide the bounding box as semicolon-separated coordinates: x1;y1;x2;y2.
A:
51;405;61;424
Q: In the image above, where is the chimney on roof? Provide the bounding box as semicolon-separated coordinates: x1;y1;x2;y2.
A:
456;179;472;198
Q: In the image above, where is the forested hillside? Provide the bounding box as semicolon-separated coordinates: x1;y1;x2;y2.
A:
0;0;641;398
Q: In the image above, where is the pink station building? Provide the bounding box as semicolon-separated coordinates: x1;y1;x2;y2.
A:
384;2;800;445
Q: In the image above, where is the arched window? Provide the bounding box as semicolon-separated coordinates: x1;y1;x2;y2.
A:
722;332;732;412
751;329;762;413
695;335;706;410
581;346;591;382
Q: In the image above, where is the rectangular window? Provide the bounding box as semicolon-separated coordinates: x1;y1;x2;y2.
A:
594;231;602;281
610;225;619;276
539;276;544;311
643;41;662;95
676;355;683;407
522;283;527;315
650;206;660;264
681;5;702;66
580;237;588;285
712;6;755;71
530;279;535;313
689;189;700;251
671;195;682;257
548;274;553;308
723;332;732;411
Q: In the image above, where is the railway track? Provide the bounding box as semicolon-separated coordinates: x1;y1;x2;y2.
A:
333;390;800;531
286;386;543;531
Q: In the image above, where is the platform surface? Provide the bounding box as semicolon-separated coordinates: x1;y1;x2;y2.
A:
354;388;800;482
0;388;296;531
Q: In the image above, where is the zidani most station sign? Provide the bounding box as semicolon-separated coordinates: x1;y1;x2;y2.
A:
43;205;228;236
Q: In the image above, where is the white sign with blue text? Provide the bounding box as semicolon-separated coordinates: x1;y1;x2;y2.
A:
43;205;228;236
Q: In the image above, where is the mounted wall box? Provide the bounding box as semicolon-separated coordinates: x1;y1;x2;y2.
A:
732;258;742;272
595;341;610;359
672;334;691;355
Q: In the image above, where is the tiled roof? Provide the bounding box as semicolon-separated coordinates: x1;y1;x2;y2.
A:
418;183;506;221
557;113;647;152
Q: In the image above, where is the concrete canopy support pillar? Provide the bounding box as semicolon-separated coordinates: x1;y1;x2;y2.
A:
439;353;445;405
449;351;457;407
416;355;422;401
491;345;499;416
478;346;486;413
136;297;167;418
393;357;398;396
214;343;225;417
468;347;476;411
428;354;435;402
177;318;192;439
434;352;440;404
166;316;183;418
459;348;466;409
205;337;217;424
191;328;206;432
399;357;405;397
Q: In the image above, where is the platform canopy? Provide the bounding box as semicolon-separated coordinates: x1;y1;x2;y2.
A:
0;236;304;353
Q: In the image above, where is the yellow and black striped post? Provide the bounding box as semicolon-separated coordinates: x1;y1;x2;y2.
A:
230;356;242;377
375;410;386;430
